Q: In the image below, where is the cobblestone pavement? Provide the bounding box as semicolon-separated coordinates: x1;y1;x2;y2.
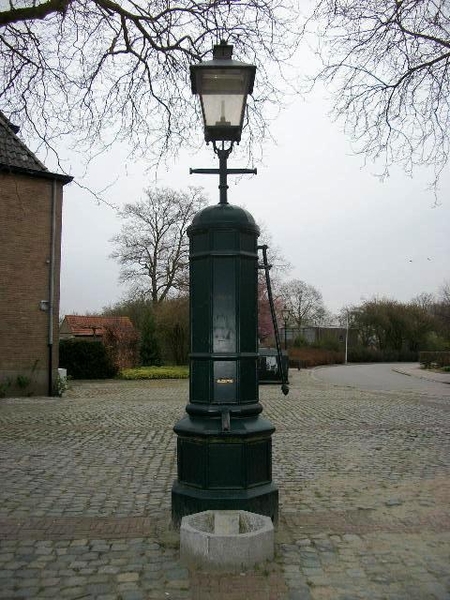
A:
0;370;449;599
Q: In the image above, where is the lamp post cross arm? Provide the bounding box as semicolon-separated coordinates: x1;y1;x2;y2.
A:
190;156;257;205
189;168;257;175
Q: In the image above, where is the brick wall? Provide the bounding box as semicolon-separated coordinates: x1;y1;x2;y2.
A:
0;172;64;396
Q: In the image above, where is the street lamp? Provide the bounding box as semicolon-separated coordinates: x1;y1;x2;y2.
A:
344;310;349;365
189;41;257;205
172;42;278;525
190;41;256;145
281;306;289;351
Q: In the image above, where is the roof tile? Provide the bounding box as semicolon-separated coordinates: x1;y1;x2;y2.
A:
0;111;49;173
63;315;136;337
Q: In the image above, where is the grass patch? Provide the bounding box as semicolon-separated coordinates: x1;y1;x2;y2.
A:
118;365;189;380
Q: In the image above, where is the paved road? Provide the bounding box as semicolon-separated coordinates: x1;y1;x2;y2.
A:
0;372;449;599
313;362;450;395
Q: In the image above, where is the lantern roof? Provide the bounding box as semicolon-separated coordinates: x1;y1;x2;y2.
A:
190;42;256;95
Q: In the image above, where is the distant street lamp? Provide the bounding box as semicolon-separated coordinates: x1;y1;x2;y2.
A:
281;306;289;350
344;310;349;365
172;42;278;524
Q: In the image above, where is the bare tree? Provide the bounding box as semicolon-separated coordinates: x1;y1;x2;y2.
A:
434;280;450;339
304;0;450;191
411;292;436;311
345;297;435;353
257;221;292;277
110;186;207;303
439;280;450;305
0;1;300;167
280;279;326;327
256;221;291;342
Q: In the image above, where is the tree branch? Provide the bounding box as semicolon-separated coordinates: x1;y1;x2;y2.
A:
0;0;72;25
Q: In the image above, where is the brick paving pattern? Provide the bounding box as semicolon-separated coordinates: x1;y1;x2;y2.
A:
0;370;449;599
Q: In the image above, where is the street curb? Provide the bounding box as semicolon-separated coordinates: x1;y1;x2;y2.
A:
310;364;450;386
392;367;450;385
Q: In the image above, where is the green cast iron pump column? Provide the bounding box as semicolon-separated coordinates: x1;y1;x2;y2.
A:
171;42;278;524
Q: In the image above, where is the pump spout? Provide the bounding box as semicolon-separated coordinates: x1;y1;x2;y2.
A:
221;409;231;432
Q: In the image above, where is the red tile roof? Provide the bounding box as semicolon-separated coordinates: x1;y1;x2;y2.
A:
62;315;135;337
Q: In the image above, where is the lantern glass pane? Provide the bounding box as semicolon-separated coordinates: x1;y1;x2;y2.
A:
198;68;250;127
201;94;245;127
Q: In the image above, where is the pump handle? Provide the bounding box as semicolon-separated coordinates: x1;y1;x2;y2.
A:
258;245;289;396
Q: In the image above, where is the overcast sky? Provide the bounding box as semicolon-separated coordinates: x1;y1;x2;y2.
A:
54;47;449;320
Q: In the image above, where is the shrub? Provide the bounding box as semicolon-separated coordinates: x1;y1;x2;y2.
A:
103;323;140;371
0;377;12;398
424;332;450;352
316;335;341;352
119;366;189;380
292;334;342;353
292;335;309;348
288;347;344;368
155;297;189;365
59;340;118;379
139;312;162;366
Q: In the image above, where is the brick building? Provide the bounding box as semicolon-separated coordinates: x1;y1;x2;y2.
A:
0;112;72;397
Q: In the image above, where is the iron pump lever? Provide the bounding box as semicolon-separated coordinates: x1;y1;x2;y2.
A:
258;245;289;396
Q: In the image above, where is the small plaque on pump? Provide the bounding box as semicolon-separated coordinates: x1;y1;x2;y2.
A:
216;378;234;384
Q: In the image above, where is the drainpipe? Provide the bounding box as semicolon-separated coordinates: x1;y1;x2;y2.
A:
48;179;57;396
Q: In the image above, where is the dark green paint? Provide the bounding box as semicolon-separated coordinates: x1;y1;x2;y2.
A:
172;203;279;524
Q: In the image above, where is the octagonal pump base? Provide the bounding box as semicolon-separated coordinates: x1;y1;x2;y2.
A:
172;411;279;525
172;481;278;526
180;510;274;571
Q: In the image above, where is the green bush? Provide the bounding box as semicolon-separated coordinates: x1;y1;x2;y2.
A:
0;377;12;398
293;334;341;352
139;311;162;366
424;332;450;351
316;335;340;352
118;366;189;380
293;335;309;348
59;340;118;379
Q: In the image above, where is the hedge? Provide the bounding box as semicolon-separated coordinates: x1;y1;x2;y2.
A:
288;347;343;368
118;366;189;380
59;340;118;379
287;346;418;368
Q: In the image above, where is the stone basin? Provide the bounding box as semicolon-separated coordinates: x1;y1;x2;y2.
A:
180;510;274;570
